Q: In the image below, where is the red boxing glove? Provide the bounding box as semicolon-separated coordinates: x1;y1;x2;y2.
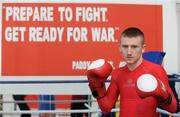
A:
87;59;112;98
136;74;172;104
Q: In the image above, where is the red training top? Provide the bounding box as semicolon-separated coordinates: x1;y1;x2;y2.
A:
97;60;177;117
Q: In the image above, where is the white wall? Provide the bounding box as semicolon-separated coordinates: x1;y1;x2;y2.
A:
175;2;180;100
177;3;180;73
163;0;179;74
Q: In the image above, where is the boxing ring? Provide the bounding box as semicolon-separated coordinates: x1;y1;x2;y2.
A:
0;74;180;117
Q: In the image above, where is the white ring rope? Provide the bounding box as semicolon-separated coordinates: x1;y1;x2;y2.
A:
0;108;179;116
0;108;118;114
0;99;97;104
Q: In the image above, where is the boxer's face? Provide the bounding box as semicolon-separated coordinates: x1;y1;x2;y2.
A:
119;36;145;68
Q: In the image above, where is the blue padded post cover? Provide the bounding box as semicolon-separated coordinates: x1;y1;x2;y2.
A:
39;95;55;110
143;51;166;65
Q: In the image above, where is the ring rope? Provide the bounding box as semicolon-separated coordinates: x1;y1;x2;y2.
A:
0;108;179;116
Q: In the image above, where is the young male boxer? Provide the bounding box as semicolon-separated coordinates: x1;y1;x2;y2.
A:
87;27;177;117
